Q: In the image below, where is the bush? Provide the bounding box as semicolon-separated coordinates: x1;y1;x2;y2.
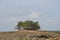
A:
17;21;40;30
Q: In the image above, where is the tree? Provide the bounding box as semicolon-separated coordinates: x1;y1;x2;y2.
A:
17;21;40;30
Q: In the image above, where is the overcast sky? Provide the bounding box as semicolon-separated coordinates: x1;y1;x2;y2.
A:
0;0;60;31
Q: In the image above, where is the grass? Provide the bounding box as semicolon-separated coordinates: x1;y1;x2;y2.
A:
0;30;60;40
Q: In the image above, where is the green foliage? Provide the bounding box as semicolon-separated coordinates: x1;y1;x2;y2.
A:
17;21;40;30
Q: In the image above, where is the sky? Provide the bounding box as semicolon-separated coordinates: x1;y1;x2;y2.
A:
0;0;60;31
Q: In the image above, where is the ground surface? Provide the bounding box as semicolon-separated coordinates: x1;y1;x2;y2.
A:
0;30;60;40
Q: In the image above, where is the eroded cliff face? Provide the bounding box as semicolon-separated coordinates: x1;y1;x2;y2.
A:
0;30;60;40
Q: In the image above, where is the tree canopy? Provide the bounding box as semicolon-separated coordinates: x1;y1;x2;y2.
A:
17;21;40;30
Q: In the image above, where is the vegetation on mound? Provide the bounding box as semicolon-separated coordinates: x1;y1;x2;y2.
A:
16;21;40;30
